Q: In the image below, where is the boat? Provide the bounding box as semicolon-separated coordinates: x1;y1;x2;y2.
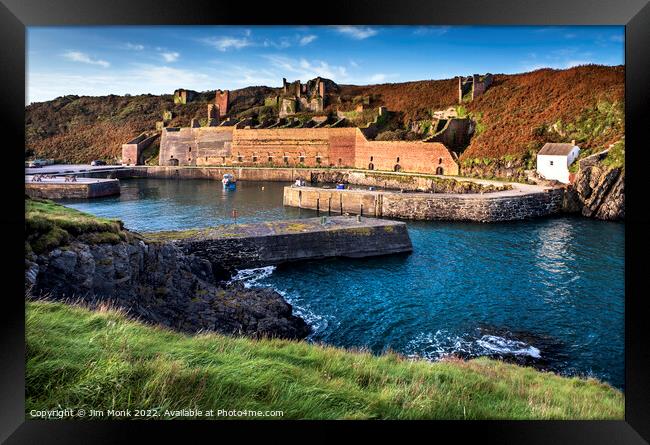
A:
222;173;236;189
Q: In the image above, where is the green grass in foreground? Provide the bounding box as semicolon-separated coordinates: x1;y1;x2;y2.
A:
25;197;126;253
26;301;624;420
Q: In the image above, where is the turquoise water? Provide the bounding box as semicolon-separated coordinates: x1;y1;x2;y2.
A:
59;179;625;389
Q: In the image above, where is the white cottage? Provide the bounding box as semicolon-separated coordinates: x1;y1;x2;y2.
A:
536;142;580;184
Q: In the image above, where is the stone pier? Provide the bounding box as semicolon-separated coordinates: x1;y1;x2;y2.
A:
144;216;412;271
283;185;564;222
25;176;120;199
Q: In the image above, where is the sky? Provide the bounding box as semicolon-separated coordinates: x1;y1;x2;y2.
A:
26;25;624;104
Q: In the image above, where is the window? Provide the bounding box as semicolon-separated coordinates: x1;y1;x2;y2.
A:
436;166;444;175
299;156;305;163
237;155;243;162
268;156;273;162
252;155;258;162
316;156;321;164
438;157;443;164
368;163;374;170
370;156;374;161
550;160;554;166
284;156;289;164
394;164;401;172
396;157;400;163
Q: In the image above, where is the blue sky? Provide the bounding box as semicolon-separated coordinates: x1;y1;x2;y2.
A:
26;25;624;104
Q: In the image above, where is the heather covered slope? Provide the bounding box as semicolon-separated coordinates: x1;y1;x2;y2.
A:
461;65;624;161
25;65;624;164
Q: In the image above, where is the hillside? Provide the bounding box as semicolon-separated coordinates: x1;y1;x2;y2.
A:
25;65;624;164
27;300;624;420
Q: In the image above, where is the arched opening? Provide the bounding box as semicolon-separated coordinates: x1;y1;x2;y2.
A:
338;158;342;166
370;156;374;161
394;164;401;172
368;163;374;170
436;166;444;175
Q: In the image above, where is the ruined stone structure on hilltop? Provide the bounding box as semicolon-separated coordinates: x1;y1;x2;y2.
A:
215;89;230;115
173;89;198;104
276;77;327;117
458;73;493;103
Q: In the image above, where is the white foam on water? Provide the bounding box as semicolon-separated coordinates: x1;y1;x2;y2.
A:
476;335;541;358
406;330;542;361
229;266;276;288
229;265;333;338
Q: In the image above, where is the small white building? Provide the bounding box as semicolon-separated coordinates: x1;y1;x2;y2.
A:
536;142;580;184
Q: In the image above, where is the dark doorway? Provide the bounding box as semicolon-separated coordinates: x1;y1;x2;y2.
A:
368;163;374;170
436;166;444;175
394;164;401;172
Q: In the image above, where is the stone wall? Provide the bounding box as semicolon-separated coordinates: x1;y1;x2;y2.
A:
165;216;412;271
25;179;120;199
426;118;473;151
355;138;459;175
121;133;159;166
309;170;511;193
159;126;459;175
284;186;564;222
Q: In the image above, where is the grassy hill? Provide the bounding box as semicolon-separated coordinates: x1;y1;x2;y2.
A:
26;300;623;420
25;65;623;164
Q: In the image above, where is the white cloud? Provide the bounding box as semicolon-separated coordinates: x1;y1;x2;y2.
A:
334;26;378;40
299;34;317;46
263;55;349;81
161;51;180;62
349;60;359;68
125;43;144;51
202;36;252;51
413;26;450;36
263;38;291;49
62;51;110;68
610;34;624;43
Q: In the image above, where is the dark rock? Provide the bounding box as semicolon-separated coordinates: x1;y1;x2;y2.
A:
28;236;311;340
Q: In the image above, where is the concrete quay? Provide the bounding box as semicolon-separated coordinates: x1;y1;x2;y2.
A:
143;215;412;271
283;185;564;223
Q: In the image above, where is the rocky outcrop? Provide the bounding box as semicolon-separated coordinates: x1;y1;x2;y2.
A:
25;237;310;339
563;165;624;221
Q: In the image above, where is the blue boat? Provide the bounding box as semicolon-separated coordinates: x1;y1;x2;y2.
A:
222;174;236;190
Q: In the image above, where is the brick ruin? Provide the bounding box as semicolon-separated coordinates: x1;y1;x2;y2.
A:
158;126;458;176
458;73;493;103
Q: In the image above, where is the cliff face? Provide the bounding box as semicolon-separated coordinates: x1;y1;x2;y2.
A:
563;165;624;220
25;236;310;339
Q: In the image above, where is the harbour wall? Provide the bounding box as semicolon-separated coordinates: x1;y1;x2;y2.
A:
146;216;412;271
25;179;120;199
283;186;564;222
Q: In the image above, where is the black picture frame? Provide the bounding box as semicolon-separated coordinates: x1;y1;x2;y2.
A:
1;0;648;442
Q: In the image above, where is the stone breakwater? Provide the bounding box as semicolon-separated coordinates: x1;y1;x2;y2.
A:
25;177;120;199
144;216;413;273
284;186;564;222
